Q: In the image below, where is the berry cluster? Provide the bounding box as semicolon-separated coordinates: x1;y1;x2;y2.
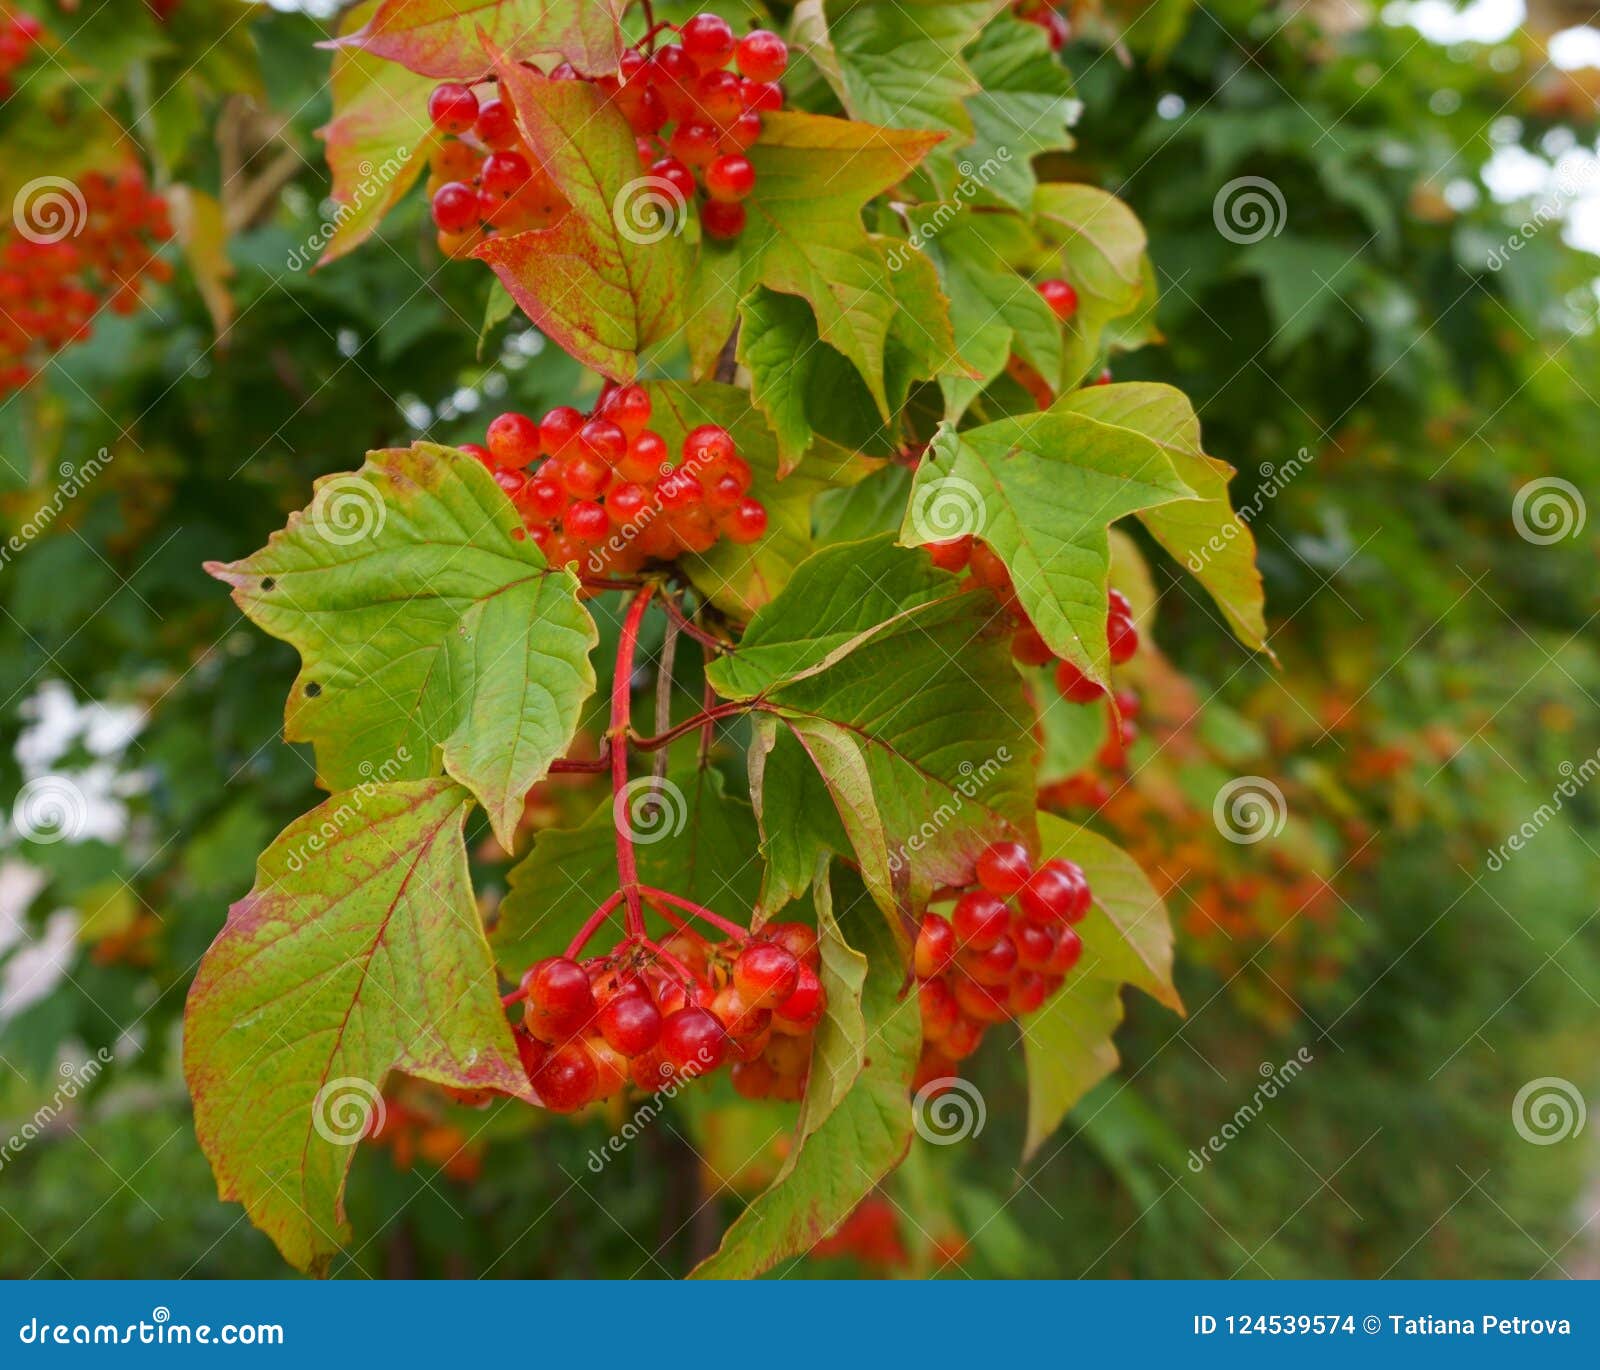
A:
461;384;767;575
1014;0;1071;51
612;14;788;241
0;168;173;394
425;14;787;253
511;922;826;1112
425;82;569;256
924;537;1142;698
912;841;1091;1088
0;6;43;100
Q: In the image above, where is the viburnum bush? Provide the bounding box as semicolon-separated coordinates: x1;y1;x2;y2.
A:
186;0;1268;1277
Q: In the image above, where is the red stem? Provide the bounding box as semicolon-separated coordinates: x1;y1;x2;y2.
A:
550;753;610;774
613;585;657;935
632;700;751;752
564;890;627;959
659;594;730;653
638;884;746;940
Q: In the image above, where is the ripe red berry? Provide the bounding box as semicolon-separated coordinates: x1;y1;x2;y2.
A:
741;78;783;112
700;199;747;239
521;956;597;1041
705;153;756;202
962;933;1018;985
539;405;583;456
669;120;720;168
659;1006;727;1076
532;1041;596;1112
773;962;823;1029
560;454;609;500
975;840;1032;896
733;941;801;1008
766;922;820;966
428;83;479;134
519;477;565;522
566;499;609;542
724;497;767;543
693;69;745;125
431;181;478;234
474;97;517;147
1048;924;1084;974
579;418;627;466
1108;613;1139;665
926;537;973;573
1017;859;1087;925
952;891;1010;950
599;383;652;435
681;12;736;68
649;156;697;204
480;149;532;197
485;411;541;469
1015;921;1055;971
1038;277;1079;322
606;481;650;525
914;914;956;978
736;29;788;82
598;992;663;1056
1055;659;1106;704
919;977;960;1039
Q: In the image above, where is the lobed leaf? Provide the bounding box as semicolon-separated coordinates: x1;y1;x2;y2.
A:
331;0;624;79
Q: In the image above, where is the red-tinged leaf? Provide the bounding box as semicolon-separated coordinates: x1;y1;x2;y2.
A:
331;0;624;79
685;111;945;403
315;1;435;267
184;780;527;1274
476;58;690;380
691;874;919;1278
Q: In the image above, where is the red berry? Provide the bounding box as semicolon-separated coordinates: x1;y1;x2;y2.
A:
431;181;478;233
724;497;767;543
681;13;736;68
963;933;1018;985
735;29;788;82
919;978;960;1039
741;78;783;112
733;941;801;1008
480;149;532;197
914;914;956;978
428;83;479;134
561;454;609;500
1038;278;1079;322
693;69;745;125
485;411;540;469
649;156;697;203
1107;588;1132;617
521;956;597;1041
1012;625;1053;667
669;120;719;168
1108;613;1139;665
539;405;584;456
494;469;526;499
659;1006;727;1076
599;383;652;435
975;840;1032;896
579;418;627;466
1015;922;1055;971
705;153;755;202
1048;924;1084;974
459;442;493;467
927;537;972;573
1017;859;1086;925
952;891;1010;950
598;992;663;1056
519;477;565;522
1055;659;1106;704
682;424;735;471
607;481;650;525
773;962;823;1028
474;97;517;147
767;922;820;966
532;1042;596;1112
566;499;609;542
700;199;746;239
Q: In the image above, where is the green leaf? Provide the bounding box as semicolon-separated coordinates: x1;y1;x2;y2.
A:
691;873;919;1277
904;204;1061;418
805;0;1008;137
898;412;1193;687
643;381;877;618
739;240;960;463
1034;184;1150;387
184;780;526;1274
798;863;871;1119
746;715;853;914
684;111;945;406
332;0;624;79
206;444;597;849
476;60;692;380
313;1;433;267
1240;236;1359;358
1021;813;1181;1160
960;16;1078;211
1054;382;1269;652
708;536;1037;913
494;767;772;972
